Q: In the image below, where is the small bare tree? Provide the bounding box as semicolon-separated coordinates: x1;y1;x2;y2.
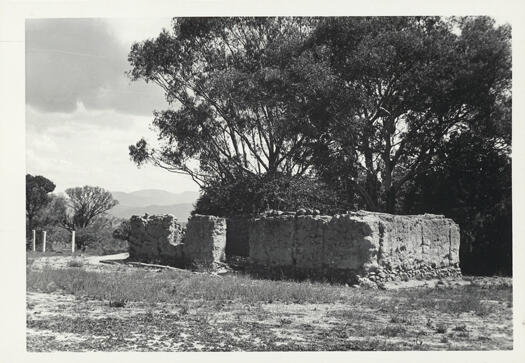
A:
64;186;118;230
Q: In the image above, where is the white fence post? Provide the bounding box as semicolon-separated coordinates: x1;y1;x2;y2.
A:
32;230;36;251
42;231;47;252
71;230;76;253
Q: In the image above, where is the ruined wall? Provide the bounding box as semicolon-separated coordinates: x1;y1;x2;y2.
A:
127;214;227;267
248;211;461;282
126;211;460;281
128;214;184;265
226;217;250;257
183;214;227;267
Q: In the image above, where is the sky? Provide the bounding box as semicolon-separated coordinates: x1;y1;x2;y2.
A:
25;18;200;194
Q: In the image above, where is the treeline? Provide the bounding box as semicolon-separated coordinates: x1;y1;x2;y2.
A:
26;175;127;255
126;17;511;276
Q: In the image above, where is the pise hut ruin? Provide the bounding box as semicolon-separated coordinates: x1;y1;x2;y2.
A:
124;210;461;284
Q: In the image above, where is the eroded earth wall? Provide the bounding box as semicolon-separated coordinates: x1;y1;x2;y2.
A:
128;214;184;265
248;211;461;282
183;214;227;267
127;214;227;267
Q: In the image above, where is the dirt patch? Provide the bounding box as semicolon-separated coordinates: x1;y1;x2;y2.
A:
26;253;512;351
26;289;512;351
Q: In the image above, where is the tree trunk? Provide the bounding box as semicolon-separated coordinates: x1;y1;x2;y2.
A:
365;173;379;211
382;163;396;213
363;128;379;210
350;177;378;212
385;188;396;214
382;117;396;214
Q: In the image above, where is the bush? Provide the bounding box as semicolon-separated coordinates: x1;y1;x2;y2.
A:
26;225;71;252
112;220;131;241
401;132;512;276
75;216;128;255
194;173;343;217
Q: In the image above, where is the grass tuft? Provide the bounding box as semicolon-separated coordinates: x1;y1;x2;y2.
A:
381;324;407;337
436;323;448;334
66;259;84;268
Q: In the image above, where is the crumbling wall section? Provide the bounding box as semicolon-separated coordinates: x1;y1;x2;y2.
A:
183;214;227;267
127;214;227;268
127;214;184;266
248;211;461;282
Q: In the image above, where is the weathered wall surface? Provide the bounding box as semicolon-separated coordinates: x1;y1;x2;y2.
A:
127;214;184;265
249;215;295;266
127;214;227;267
294;216;330;269
226;217;250;257
248;211;460;281
373;212;460;269
183;214;227;266
126;211;460;281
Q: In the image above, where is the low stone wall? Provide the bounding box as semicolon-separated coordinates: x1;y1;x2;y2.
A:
128;214;184;265
226;217;250;257
248;211;461;283
183;214;227;267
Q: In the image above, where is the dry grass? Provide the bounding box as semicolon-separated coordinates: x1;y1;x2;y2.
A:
27;265;511;315
27;266;352;304
26;259;513;351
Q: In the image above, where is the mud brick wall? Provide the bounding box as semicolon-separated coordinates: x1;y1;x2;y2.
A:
226;217;250;257
183;214;227;266
248;211;461;282
127;214;184;265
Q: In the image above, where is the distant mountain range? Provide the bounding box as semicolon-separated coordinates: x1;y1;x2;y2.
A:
108;189;200;222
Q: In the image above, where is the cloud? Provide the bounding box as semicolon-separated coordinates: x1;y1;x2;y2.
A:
26;18;168;115
26;105;199;193
25;18;198;195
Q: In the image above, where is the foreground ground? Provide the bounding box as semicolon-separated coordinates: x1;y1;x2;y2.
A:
26;253;513;351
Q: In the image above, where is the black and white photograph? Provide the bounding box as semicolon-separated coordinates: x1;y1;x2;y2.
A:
1;1;523;359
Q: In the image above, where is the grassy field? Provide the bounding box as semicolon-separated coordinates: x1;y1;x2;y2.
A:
26;254;513;351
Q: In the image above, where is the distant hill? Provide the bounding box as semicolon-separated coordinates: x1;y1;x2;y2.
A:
111;189;199;207
109;189;199;221
109;203;195;222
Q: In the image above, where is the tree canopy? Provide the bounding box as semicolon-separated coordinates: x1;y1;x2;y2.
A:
128;16;510;215
128;17;328;189
26;174;56;231
308;16;511;212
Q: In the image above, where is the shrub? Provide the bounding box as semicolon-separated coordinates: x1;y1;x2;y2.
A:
75;216;129;255
194;173;342;217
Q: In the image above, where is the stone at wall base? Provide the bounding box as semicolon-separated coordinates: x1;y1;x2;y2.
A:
231;258;461;287
248;210;461;282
